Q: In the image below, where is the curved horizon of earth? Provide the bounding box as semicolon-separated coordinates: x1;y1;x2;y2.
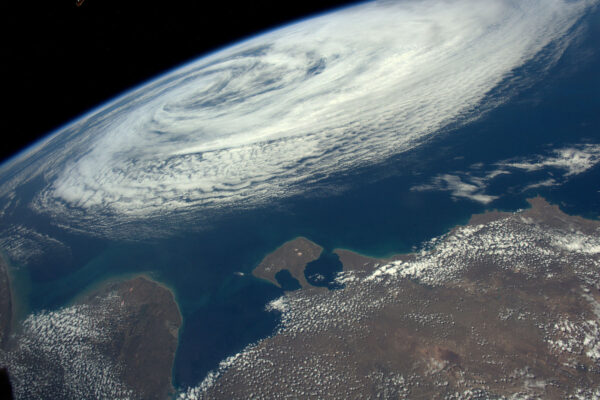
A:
1;0;600;398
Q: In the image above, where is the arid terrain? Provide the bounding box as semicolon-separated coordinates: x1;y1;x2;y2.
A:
0;256;11;349
191;198;600;399
253;237;323;290
0;275;181;399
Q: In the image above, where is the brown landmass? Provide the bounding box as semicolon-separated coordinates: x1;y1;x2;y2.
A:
252;237;323;289
84;276;182;400
0;255;11;349
0;275;182;399
335;247;412;273
201;197;600;399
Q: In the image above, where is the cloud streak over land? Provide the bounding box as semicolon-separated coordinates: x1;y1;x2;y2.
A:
0;0;597;234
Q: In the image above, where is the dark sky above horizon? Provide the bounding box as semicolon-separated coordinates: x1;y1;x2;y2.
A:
2;0;360;164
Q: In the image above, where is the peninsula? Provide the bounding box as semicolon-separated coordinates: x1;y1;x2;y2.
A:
0;255;11;349
0;275;182;400
202;197;600;399
252;237;323;290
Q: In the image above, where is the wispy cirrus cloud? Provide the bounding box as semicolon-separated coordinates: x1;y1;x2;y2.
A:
499;145;600;177
413;144;600;204
412;174;498;204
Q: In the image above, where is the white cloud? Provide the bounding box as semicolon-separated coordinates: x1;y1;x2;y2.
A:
413;143;600;204
0;225;71;265
412;174;498;204
1;0;596;234
522;178;559;191
552;234;600;255
177;202;600;398
500;144;600;176
0;294;134;398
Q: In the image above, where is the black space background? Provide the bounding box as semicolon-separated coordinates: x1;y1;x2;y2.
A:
2;0;360;164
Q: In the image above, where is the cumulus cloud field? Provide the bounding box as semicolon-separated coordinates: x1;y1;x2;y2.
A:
1;0;598;232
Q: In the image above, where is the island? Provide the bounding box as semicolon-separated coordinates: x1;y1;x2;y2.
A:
199;197;600;399
0;275;182;400
252;237;323;290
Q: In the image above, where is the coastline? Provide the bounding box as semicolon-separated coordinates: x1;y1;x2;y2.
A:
0;252;32;342
198;194;600;398
4;194;597;397
331;196;580;273
64;271;183;398
0;252;12;349
68;270;180;310
249;199;558;285
64;271;184;397
251;236;323;289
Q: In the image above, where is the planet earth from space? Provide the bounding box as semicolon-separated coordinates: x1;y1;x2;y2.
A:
2;0;600;398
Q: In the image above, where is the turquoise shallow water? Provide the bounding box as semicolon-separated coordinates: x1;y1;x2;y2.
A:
4;9;600;391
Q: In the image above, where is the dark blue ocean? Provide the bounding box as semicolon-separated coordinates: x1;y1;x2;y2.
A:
8;9;600;391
